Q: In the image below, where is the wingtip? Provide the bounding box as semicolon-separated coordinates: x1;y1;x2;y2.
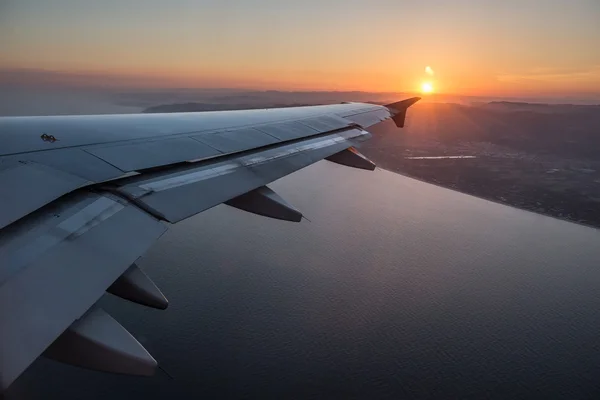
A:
385;97;421;112
385;97;421;128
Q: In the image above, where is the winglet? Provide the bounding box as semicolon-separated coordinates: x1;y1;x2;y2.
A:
385;97;421;128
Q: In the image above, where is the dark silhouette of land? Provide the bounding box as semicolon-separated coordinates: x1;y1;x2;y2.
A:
361;102;600;228
144;102;314;113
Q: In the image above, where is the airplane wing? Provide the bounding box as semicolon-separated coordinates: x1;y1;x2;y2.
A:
0;98;420;391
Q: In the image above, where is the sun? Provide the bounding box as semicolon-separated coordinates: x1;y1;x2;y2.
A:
421;82;434;94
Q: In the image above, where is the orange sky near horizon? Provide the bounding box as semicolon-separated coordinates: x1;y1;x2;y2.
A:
1;0;599;97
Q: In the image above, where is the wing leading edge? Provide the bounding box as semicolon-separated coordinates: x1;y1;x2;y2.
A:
0;97;420;391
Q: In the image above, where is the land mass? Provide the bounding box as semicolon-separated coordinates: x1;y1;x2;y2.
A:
363;102;600;228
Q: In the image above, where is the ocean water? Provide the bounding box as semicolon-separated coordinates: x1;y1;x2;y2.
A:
7;162;600;399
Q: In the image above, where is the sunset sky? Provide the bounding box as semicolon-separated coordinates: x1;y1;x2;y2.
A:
1;0;599;96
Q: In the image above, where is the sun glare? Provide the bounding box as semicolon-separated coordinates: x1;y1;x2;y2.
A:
421;82;434;94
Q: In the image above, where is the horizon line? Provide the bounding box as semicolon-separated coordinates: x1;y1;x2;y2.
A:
1;67;600;100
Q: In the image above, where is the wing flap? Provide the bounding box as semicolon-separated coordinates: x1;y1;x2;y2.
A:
111;128;369;224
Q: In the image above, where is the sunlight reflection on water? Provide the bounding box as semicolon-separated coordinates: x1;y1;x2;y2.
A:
405;155;477;159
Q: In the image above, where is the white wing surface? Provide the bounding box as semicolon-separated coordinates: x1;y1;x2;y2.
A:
0;98;420;390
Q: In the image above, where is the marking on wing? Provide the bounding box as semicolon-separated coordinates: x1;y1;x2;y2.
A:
40;134;59;143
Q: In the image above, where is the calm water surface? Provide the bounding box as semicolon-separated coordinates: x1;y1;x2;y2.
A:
8;162;600;399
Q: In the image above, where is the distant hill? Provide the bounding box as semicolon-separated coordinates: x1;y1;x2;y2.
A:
143;102;315;113
359;101;600;228
476;101;600;114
